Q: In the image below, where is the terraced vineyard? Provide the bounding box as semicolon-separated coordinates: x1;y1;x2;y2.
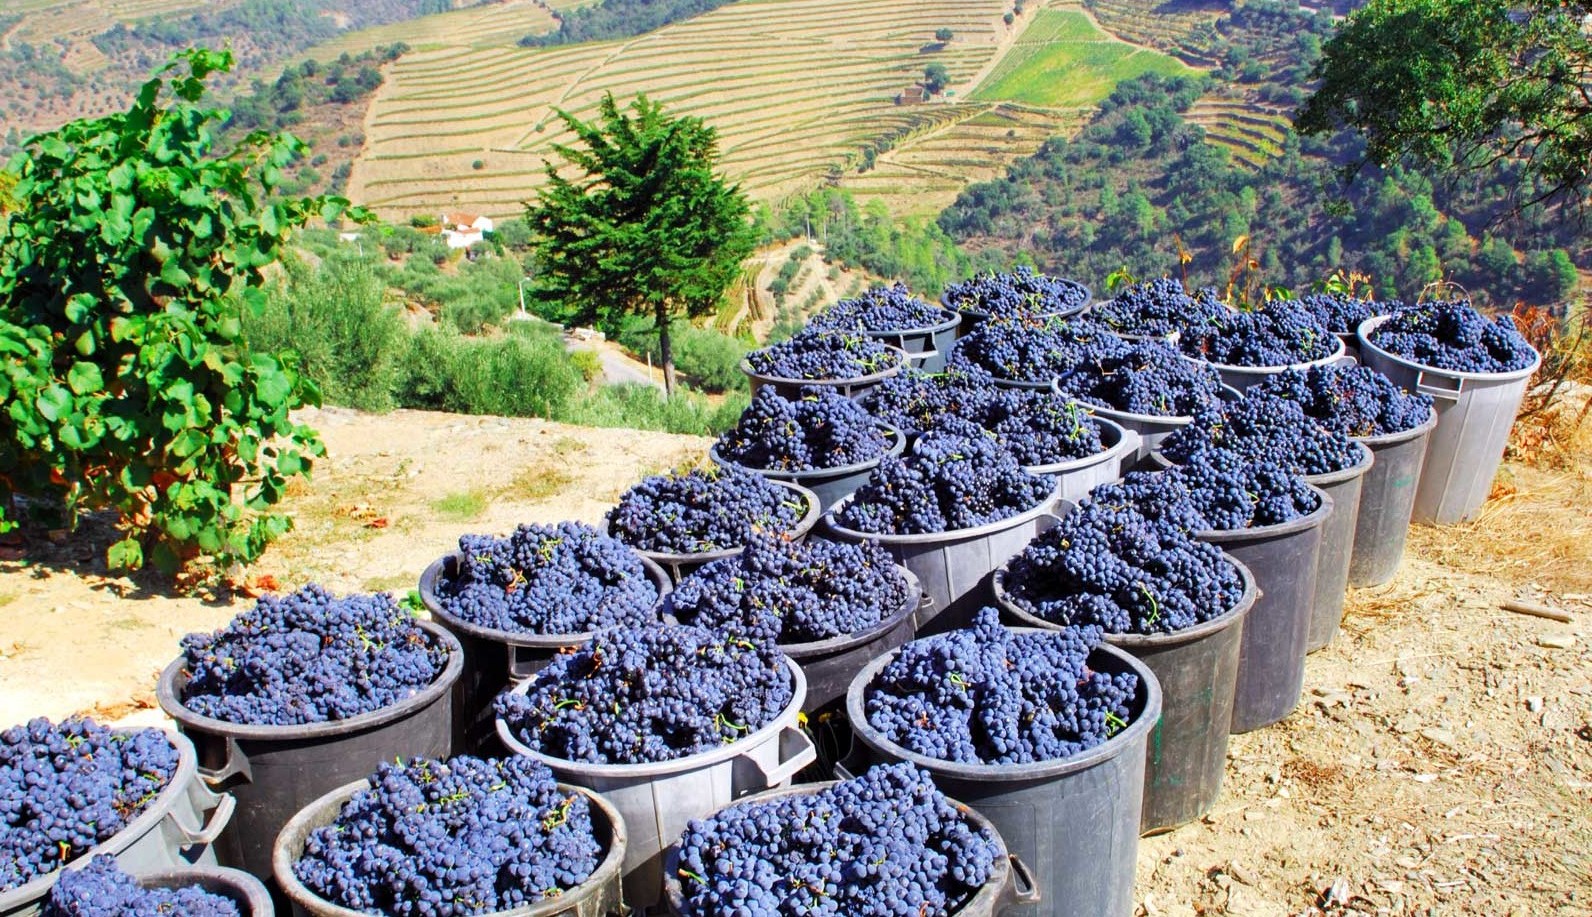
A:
1079;0;1225;65
349;0;1013;221
308;1;561;58
1185;95;1292;169
971;9;1193;107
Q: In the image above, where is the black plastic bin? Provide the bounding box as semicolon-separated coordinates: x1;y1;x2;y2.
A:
1197;487;1332;734
993;560;1256;834
156;622;463;894
1303;442;1373;652
1349;409;1438;586
140;867;275;916
845;638;1161;917
420;553;671;755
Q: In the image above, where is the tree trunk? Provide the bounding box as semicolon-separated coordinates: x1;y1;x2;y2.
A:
656;301;677;396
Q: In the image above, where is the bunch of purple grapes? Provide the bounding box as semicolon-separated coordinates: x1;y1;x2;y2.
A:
968;388;1104;466
1160;396;1364;476
293;755;600;916
941;267;1090;319
947;314;1122;384
495;624;793;764
607;464;808;554
1296;292;1396;334
434;522;661;635
673;762;999;916
863;366;998;438
1110;454;1320;531
807;284;951;332
1091;278;1227;337
1178;301;1337;367
836;418;1054;535
0;719;178;892
1249;364;1432;437
668;534;910;644
1003;497;1244;634
1054;339;1227;417
177;585;449;726
1368;299;1536;373
746;331;903;380
44;857;239;917
716;386;890;471
863;608;1138;765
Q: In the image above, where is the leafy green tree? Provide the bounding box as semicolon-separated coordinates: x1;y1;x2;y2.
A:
525;93;753;395
935;28;954;42
0;49;360;574
1295;0;1592;209
924;62;952;94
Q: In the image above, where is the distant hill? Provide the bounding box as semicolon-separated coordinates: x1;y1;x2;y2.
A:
0;0;511;152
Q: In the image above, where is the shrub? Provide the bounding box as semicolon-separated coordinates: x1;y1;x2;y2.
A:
397;328;585;419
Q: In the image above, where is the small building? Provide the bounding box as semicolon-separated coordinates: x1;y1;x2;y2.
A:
441;212;495;249
896;85;927;105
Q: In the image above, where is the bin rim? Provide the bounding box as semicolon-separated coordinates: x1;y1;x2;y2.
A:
0;727;203;906
623;479;821;568
1351;402;1440;448
993;557;1256;650
496;657;807;779
708;423;906;481
156;619;464;742
740;341;910;389
273;777;627;917
830;306;961;338
1176;330;1346;374
844;636;1161;783
419;551;670;648
821;477;1064;546
1355;313;1543;383
1197;482;1334;543
1019;414;1126;476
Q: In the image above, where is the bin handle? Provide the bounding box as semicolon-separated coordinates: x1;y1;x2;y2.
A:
831;759;857;781
173;791;236;847
508;645;545;680
1116;428;1143;460
738;725;816;789
1006;854;1041;906
1415;370;1463;401
198;738;252;790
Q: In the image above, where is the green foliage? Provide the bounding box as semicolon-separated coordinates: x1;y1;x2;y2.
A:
924;63;951;94
1296;0;1592;209
245;255;407;412
396;324;584;420
617;319;748;394
526;93;755;394
565;384;749;436
0;49;361;574
519;0;736;47
935;28;955;42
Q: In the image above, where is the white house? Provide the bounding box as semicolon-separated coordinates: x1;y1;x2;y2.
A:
441;212;494;249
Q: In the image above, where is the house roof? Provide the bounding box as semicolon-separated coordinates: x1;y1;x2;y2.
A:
443;212;486;227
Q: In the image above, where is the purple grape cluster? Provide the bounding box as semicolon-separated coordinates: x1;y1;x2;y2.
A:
1091;278;1228;337
1250;364;1433;437
1161;396;1363;476
836;419;1054;535
0;719;178;892
947;314;1121;384
746;331;903;381
1368;299;1536;373
1003;497;1244;635
673;762;998;917
44;857;238;917
293;755;599;916
941;266;1089;319
668;534;910;645
807;284;951;333
864;608;1137;765
1297;292;1395;334
969;389;1104;466
177;586;448;726
495;624;793;764
607;464;808;554
1054;340;1227;417
434;522;660;635
1179;301;1337;367
863;366;998;438
1118;452;1320;531
716;387;890;472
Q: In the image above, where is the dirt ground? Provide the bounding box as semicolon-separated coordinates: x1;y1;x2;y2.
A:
0;404;1586;915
